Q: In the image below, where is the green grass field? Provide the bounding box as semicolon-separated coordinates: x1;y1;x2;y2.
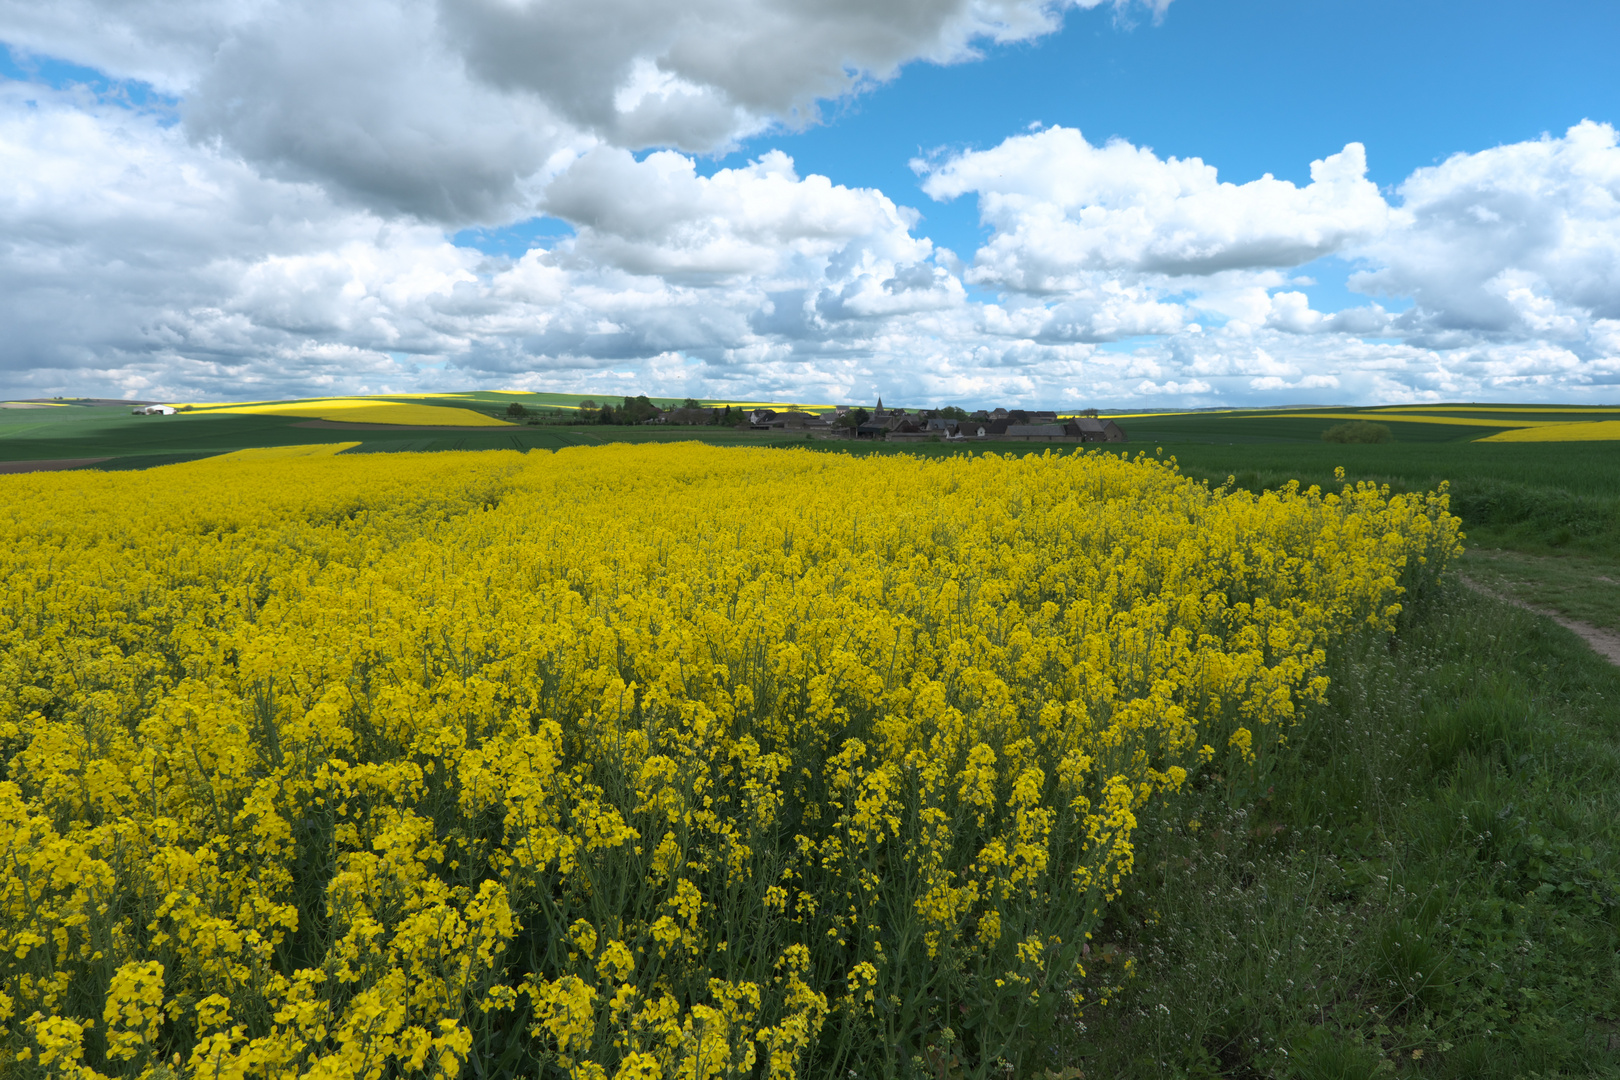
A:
0;399;806;468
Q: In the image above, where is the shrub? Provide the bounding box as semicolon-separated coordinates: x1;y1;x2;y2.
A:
1322;420;1394;444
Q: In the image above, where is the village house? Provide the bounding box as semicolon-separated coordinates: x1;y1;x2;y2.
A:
842;397;1128;443
749;409;837;431
957;418;1008;438
1005;422;1068;439
855;397;908;438
885;418;936;442
1068;417;1128;442
659;406;721;425
782;411;835;430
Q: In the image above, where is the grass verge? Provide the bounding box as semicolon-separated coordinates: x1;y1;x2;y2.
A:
1460;549;1620;633
1060;582;1620;1078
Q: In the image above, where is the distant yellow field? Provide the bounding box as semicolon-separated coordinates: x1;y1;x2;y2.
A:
1369;405;1620;415
199;441;362;463
1099;409;1244;419
703;401;839;410
186;398;509;427
1272;412;1566;429
1477;421;1620;442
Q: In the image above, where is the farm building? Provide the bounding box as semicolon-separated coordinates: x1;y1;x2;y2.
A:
1069;417;1128;442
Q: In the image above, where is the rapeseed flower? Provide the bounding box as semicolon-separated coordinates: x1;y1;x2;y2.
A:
0;444;1459;1079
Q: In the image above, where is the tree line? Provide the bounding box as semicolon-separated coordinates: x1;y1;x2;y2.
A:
501;396;743;426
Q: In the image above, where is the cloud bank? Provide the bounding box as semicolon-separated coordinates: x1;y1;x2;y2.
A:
1;0;1618;405
1;0;1155;219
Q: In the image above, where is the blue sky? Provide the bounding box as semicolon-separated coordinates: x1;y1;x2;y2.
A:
2;0;1619;405
777;0;1617;302
467;0;1620;310
0;48;174;112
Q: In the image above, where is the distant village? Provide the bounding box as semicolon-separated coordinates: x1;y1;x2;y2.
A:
654;398;1127;443
128;394;1129;442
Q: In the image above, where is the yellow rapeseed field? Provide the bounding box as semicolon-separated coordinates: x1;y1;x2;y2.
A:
1270;412;1566;429
1476;420;1620;442
203;443;362;463
1367;405;1620;415
0;445;1460;1080
183;399;509;427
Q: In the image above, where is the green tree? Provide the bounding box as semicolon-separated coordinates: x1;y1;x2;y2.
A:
617;395;660;425
1322;420;1394;444
506;402;528;418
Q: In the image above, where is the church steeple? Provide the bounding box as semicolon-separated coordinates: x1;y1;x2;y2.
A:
874;396;885;417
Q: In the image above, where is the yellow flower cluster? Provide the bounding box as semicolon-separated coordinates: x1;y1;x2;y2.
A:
0;444;1460;1079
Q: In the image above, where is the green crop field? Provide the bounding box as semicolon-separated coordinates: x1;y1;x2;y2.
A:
0;396;808;470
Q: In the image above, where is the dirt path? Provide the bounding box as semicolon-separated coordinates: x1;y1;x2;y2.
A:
1459;574;1620;666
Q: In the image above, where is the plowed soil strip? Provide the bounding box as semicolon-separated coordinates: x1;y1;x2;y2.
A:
0;457;110;474
291;420;513;432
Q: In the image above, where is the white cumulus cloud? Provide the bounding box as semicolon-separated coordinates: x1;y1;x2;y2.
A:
1;0;1171;222
1355;120;1620;351
919;127;1389;288
542;148;933;281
